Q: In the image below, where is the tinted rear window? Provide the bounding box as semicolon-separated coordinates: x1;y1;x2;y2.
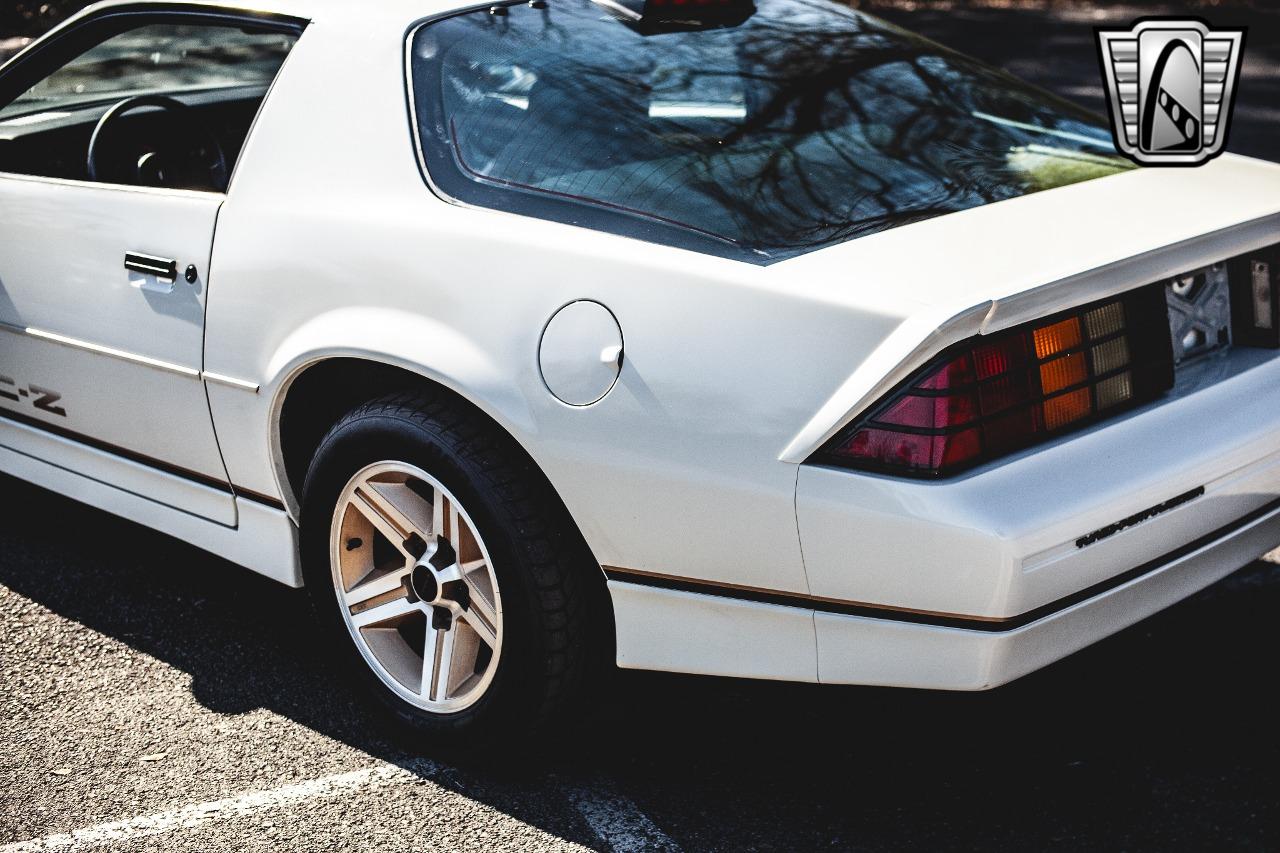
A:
409;0;1132;264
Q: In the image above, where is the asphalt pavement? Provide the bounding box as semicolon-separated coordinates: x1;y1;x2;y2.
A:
1;474;1278;851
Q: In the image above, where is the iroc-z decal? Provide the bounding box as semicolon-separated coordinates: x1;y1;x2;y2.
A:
0;376;67;416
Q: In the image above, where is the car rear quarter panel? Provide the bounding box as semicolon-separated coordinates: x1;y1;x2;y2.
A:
205;4;1280;612
201;10;919;595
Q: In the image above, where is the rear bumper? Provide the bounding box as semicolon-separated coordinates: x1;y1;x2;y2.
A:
814;495;1280;689
608;497;1280;688
795;347;1280;621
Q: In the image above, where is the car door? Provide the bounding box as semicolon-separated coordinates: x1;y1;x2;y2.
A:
0;7;300;525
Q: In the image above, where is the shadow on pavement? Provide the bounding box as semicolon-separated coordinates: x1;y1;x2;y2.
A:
1;475;1277;850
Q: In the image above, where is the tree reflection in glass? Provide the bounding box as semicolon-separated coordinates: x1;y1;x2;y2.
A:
413;0;1131;262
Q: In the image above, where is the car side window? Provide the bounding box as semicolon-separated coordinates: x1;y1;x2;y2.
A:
0;18;299;191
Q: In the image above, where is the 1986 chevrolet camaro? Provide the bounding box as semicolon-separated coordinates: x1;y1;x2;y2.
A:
2;0;1278;740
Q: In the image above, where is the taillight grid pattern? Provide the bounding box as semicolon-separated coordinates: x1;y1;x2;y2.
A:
816;284;1174;477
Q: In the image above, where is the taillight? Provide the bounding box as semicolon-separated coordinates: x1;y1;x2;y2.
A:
814;284;1174;477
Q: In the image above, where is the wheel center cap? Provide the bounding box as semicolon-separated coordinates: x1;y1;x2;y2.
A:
410;564;439;604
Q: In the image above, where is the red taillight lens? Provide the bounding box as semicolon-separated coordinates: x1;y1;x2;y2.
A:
814;285;1174;477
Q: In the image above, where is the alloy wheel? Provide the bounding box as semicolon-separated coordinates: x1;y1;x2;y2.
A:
330;462;502;713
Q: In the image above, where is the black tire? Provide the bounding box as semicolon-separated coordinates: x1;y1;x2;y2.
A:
300;390;599;743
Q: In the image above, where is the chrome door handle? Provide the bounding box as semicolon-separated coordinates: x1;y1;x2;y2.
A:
124;252;178;281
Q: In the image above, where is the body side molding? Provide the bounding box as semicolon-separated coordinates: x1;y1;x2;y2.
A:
605;497;1280;632
0;321;261;391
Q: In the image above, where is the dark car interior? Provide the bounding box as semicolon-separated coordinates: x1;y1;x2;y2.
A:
0;84;273;191
0;11;302;193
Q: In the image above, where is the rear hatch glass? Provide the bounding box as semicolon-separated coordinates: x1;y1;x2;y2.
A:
409;0;1133;263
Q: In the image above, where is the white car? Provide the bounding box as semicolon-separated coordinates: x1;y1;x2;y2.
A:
2;0;1278;740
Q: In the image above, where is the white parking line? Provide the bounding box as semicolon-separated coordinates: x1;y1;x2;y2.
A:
3;760;677;853
0;760;440;853
561;778;681;853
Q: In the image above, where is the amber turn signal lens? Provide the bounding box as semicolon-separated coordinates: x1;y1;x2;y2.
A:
1032;317;1082;359
1043;387;1092;430
1039;351;1087;395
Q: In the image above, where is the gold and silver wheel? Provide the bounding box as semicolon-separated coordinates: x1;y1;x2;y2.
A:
330;462;502;714
302;391;598;739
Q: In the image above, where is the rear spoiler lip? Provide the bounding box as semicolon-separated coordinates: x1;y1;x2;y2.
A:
778;208;1280;464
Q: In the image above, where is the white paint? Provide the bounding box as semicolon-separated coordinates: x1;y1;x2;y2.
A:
813;499;1280;689
0;760;441;852
0;172;232;520
0;435;301;587
561;778;681;853
537;300;624;407
609;580;818;683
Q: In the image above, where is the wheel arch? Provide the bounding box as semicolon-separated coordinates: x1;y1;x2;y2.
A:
275;356;441;509
276;355;533;521
272;354;615;653
260;306;535;516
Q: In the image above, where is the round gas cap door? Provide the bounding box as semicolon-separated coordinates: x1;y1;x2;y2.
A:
538;301;623;406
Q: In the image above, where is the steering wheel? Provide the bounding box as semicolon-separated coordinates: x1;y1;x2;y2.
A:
86;94;229;191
